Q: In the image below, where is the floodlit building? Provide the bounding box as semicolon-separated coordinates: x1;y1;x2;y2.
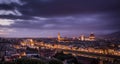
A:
79;33;95;41
57;32;65;42
89;33;95;41
80;34;85;41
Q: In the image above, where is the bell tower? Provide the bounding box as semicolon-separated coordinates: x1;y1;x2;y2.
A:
58;32;61;41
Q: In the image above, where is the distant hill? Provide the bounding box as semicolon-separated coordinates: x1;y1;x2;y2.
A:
104;31;120;40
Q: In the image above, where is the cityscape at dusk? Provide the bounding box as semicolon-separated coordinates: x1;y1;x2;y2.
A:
0;0;120;64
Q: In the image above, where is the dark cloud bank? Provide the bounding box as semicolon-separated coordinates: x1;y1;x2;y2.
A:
0;0;120;37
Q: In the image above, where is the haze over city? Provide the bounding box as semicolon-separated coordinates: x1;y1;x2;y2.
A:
1;0;120;64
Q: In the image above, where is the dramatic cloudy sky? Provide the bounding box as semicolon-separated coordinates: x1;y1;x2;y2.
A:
0;0;120;37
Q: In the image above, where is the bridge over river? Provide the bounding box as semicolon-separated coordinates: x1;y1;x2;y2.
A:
61;49;120;62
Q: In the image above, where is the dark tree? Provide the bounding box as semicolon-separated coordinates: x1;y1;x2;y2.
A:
15;58;46;64
49;59;63;64
90;59;99;64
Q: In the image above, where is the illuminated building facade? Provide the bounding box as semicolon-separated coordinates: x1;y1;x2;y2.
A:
79;33;95;41
57;32;95;42
89;33;95;41
57;32;65;42
80;34;85;41
58;32;61;42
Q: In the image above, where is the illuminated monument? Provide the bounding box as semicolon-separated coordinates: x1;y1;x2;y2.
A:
89;33;95;41
58;32;61;41
80;34;85;41
57;32;65;42
57;32;95;42
80;33;95;41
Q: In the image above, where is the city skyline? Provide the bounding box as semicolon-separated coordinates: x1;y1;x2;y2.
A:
0;0;120;37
